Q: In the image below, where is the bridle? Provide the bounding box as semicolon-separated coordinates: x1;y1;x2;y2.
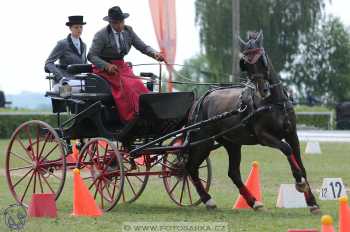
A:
241;48;284;99
269;81;282;89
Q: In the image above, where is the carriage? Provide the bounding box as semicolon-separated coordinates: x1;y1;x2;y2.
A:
5;64;213;211
6;31;322;214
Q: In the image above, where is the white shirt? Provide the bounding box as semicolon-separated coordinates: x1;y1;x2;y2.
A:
70;35;81;54
111;27;125;53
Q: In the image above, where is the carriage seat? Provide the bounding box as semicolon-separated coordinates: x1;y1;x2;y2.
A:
46;74;113;100
66;64;93;75
44;64;67;74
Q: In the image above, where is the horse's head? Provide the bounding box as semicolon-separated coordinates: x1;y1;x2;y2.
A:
239;31;271;99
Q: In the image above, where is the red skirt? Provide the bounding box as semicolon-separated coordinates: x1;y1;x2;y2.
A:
93;60;149;122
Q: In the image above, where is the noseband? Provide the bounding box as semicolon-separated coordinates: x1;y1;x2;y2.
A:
242;48;264;65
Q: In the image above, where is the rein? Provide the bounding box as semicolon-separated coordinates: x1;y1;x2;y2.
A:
130;63;248;86
189;105;272;148
269;81;282;89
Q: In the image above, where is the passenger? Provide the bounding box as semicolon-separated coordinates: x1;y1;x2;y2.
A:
45;16;87;91
88;6;164;122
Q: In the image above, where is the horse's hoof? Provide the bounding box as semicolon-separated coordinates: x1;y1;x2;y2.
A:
295;178;310;193
309;205;321;215
253;201;265;211
205;199;217;210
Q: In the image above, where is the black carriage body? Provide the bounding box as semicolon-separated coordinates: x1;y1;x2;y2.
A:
47;69;194;142
7;64;212;210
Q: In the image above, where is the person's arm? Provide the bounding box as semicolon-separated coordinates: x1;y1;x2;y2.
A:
87;31;110;70
44;41;65;81
82;42;88;64
128;26;159;59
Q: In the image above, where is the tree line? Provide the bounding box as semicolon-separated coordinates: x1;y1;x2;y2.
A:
176;0;350;104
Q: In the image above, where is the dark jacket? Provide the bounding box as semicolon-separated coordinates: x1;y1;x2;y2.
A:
45;34;87;81
88;25;156;69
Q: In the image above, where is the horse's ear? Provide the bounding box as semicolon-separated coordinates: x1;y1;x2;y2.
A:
255;31;263;47
238;36;247;51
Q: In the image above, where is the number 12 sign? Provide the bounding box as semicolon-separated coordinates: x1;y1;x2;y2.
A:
319;178;347;200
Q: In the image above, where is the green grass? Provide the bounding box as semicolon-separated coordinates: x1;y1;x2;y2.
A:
0;140;349;232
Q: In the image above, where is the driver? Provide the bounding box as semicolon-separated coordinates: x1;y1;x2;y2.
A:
87;6;164;122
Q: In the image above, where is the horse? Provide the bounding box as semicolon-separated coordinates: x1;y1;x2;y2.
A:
185;31;321;214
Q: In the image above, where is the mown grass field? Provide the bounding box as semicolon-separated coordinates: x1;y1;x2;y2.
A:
0;139;349;232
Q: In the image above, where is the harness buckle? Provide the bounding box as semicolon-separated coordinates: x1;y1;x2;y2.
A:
238;104;248;113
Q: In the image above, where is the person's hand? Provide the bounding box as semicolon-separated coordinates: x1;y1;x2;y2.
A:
105;63;119;75
153;52;165;62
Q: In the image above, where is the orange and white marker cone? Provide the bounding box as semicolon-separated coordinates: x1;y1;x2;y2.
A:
321;215;335;232
233;161;262;209
72;168;103;217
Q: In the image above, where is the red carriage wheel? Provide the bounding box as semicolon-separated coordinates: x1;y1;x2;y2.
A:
119;153;150;203
95;140;150;204
163;137;212;206
77;138;125;211
6;120;66;207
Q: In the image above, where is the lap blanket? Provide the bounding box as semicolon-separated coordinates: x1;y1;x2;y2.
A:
93;60;150;122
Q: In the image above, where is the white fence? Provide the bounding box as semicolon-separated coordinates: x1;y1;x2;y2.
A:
297;130;350;142
296;111;333;130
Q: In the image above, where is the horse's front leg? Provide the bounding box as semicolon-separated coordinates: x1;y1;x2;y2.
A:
256;130;304;182
220;140;264;211
285;132;321;214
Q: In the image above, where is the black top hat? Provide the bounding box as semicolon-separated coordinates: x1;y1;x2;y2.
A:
66;15;86;26
103;6;129;21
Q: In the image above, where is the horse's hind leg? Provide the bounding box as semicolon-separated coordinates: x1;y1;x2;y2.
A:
285;132;320;214
220;140;264;210
186;142;216;209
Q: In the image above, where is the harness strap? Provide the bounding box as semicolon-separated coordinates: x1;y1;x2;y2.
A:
190;105;272;147
189;85;244;124
269;81;282;89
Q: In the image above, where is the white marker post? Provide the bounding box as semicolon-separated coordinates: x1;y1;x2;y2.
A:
319;178;347;200
276;184;307;208
305;141;322;155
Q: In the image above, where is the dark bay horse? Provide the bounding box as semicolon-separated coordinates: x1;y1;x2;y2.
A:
185;32;320;214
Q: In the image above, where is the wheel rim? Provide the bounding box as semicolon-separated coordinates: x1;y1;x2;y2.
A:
163;138;212;207
5;120;66;207
120;153;150;203
78;138;124;211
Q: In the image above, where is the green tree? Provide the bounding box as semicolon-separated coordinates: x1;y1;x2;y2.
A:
194;0;325;81
286;17;350;104
173;54;212;97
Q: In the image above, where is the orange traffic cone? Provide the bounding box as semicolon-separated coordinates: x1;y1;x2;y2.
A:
72;168;103;217
339;196;350;232
66;142;79;163
135;155;145;165
233;161;262;209
72;143;79;160
321;215;335;232
98;140;108;147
